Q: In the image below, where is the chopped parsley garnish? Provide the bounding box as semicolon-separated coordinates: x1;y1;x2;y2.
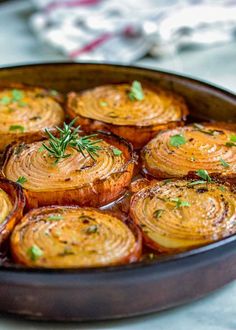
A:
0;96;11;105
12;89;24;101
128;81;144;101
9;125;25;133
16;176;27;185
112;148;122;156
100;101;108;107
27;245;43;261
196;169;212;182
219;157;230;168
226;135;236;147
47;215;63;221
230;135;236;142
169;134;186;147
188;169;212;187
170;198;190;208
0;89;26;108
153;209;164;218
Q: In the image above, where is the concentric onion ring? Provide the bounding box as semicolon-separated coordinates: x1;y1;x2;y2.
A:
66;84;188;148
0;179;25;244
0;85;64;151
11;206;142;268
130;179;236;253
142;124;236;179
2;132;136;208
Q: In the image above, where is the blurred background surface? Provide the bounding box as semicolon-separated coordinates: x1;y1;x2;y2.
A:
0;0;235;92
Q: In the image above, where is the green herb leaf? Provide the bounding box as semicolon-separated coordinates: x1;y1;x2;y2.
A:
112;148;122;156
219;157;230;168
196;169;212;182
225;135;236;147
230;135;236;142
170;134;186;147
153;209;164;218
9;125;24;133
0;96;11;105
100;101;108;107
12;89;24;101
16;176;27;185
27;245;43;261
170;198;190;208
47;215;63;221
128;81;144;101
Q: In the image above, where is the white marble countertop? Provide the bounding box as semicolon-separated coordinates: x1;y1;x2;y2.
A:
0;1;236;329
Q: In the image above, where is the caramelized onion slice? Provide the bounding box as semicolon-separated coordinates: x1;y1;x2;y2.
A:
130;180;236;253
142;124;236;179
11;206;141;268
3;132;136;208
0;85;64;151
66;84;188;148
0;179;25;244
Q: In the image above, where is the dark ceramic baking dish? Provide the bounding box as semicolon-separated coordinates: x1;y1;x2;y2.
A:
0;63;235;321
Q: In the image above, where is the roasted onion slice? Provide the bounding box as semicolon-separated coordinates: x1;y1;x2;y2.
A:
2;132;135;208
0;85;64;151
142;124;236;179
0;179;25;244
66;84;188;148
11;206;141;268
130;179;236;253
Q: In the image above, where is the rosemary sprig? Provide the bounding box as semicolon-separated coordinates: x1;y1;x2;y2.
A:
42;119;102;163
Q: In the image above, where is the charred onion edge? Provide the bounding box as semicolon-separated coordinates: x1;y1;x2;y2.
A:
0;178;25;245
66;84;189;149
10;205;142;268
2;130;137;209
